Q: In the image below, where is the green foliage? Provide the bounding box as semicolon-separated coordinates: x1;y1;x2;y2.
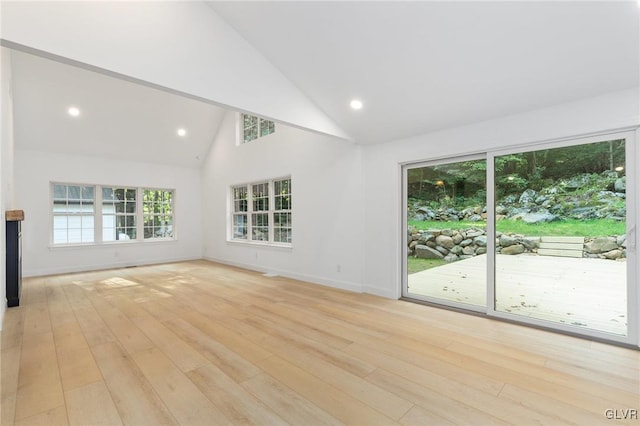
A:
409;219;624;237
409;139;626;205
407;257;448;274
408;220;485;230
495;219;624;237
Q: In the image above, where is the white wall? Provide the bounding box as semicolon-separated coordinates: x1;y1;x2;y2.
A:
363;88;640;299
0;1;348;140
202;112;365;293
14;150;203;277
0;47;17;328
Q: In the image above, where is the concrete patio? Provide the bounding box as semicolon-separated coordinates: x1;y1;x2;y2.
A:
408;254;627;335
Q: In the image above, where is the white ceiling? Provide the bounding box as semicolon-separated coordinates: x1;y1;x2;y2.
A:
10;50;227;168
210;1;639;144
7;1;640;166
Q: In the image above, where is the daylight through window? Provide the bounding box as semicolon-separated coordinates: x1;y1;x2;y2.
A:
241;114;275;144
51;183;174;245
231;177;292;245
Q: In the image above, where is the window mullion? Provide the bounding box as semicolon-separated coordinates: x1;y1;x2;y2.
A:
95;185;102;242
247;184;253;242
269;180;274;243
136;188;143;241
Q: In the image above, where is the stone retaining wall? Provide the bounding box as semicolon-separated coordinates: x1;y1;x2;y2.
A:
408;228;626;262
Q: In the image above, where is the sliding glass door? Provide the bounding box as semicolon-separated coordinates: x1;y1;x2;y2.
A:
403;130;637;345
403;156;487;311
489;133;636;341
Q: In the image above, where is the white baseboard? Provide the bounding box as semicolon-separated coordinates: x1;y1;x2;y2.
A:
204;256;365;294
23;256;201;277
363;285;400;299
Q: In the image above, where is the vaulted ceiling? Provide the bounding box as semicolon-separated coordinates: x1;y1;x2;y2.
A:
4;1;639;167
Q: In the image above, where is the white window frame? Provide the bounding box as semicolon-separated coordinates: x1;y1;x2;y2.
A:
229;177;292;246
142;188;175;240
237;113;276;145
52;183;96;244
50;182;176;246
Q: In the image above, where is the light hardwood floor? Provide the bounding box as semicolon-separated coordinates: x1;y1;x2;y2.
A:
1;260;639;425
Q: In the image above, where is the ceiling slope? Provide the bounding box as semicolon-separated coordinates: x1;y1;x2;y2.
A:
10;49;226;168
211;1;640;144
0;0;350;141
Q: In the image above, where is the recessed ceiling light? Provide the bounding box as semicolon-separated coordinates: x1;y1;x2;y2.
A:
67;106;80;117
177;128;187;137
350;99;363;110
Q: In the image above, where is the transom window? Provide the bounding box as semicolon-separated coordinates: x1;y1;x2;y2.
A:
231;177;292;245
240;114;275;144
51;183;175;245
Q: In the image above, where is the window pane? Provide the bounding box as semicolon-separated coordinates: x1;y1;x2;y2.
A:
54;230;67;244
125;201;136;214
53;216;67;229
68;228;82;243
103;228;115;241
53;184;67;200
68;186;81;200
53;200;67;213
82;186;94;200
82;215;94;228
103;188;114;201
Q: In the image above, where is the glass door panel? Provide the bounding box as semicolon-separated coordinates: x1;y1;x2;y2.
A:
405;158;487;310
494;139;628;335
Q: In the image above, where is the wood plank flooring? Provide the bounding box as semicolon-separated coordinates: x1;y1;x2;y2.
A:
1;260;638;425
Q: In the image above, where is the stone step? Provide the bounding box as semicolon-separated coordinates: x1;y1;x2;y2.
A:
538;236;583;258
540;236;584;244
537;248;583;258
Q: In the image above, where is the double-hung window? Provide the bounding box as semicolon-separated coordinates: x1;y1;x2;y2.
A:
52;184;95;244
230;177;292;245
240;114;275;144
51;183;174;245
102;187;137;241
143;190;174;239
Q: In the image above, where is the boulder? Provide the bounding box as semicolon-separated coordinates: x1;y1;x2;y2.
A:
435;235;455;249
499;235;518;247
501;244;525;255
450;245;463;255
418;233;434;244
409;241;418;250
459;238;473;247
468;214;483;222
519;189;537;204
521;211;557;224
614;177;626;193
452;233;463;245
436;246;449;255
427;229;442;237
473;236;487;247
602;249;623;260
519;237;540;251
466;230;484;238
475;247;487;255
441;228;454;237
415;245;444;259
584;238;618;254
462;246;476;255
443;253;459;263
